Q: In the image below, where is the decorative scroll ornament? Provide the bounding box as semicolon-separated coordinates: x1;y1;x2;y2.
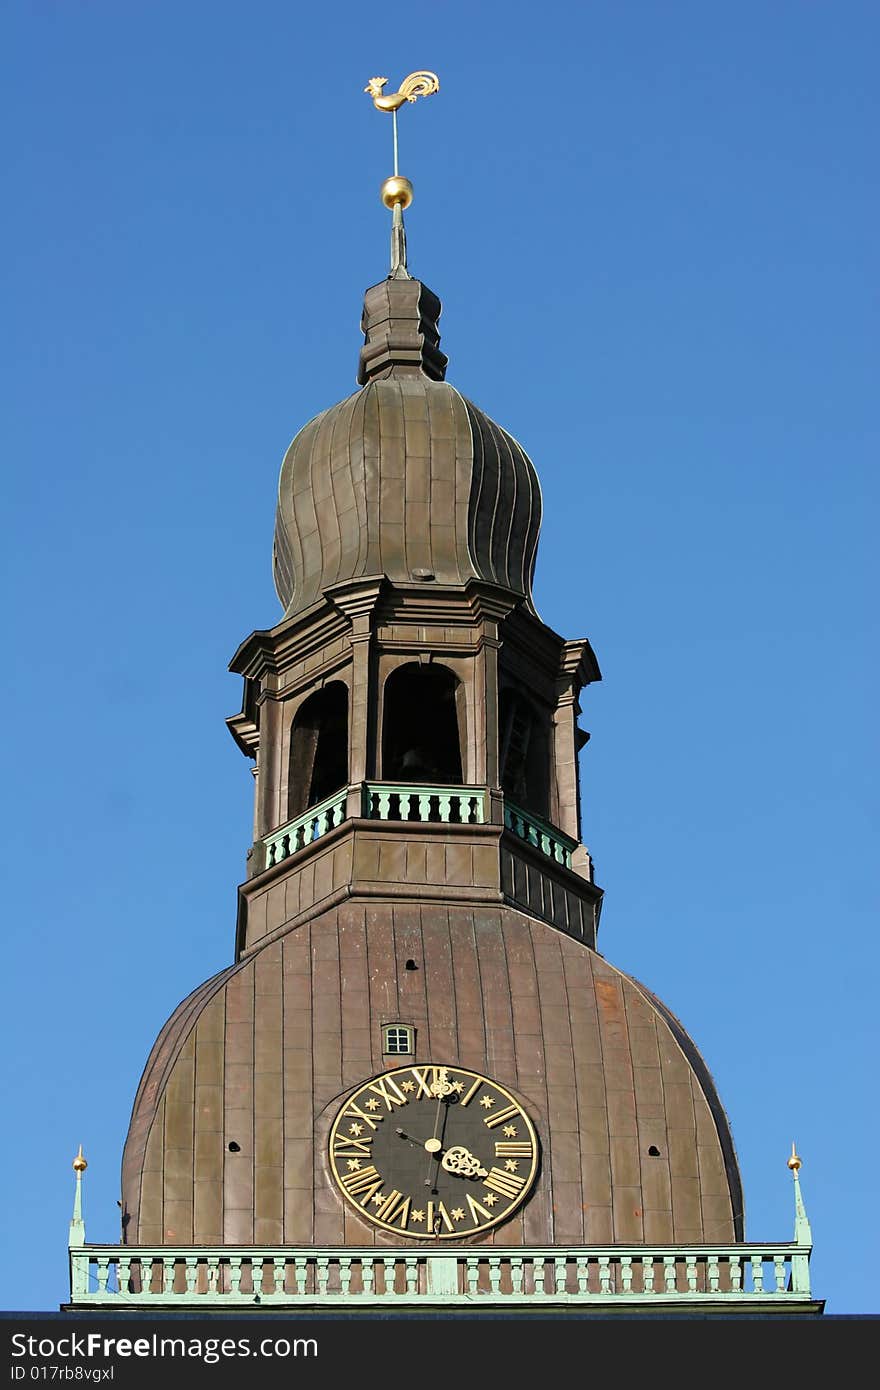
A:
441;1145;489;1179
365;72;440;113
429;1067;454;1098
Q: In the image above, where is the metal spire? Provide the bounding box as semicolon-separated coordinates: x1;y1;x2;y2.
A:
68;1145;87;1248
788;1142;812;1245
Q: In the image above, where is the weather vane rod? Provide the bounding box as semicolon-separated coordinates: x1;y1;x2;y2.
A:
364;71;439;278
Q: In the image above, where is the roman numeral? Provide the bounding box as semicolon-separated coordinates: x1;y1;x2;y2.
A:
458;1076;484;1107
342;1101;384;1131
426;1200;455;1233
332;1136;373;1158
374;1190;411;1228
408;1066;438;1099
483;1103;520;1129
340;1165;384;1204
484;1166;527;1200
494;1141;531;1158
465;1193;494;1225
366;1076;408;1111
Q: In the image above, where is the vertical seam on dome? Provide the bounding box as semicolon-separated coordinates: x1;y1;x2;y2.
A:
325;397;347;592
349;388;369;581
454;390;484;582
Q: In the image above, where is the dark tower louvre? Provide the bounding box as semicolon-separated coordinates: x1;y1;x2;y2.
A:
67;97;820;1312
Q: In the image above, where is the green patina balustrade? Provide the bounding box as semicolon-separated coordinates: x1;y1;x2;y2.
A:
262;785;584;876
504;801;577;867
68;1243;815;1310
263;788;349;867
364;782;487;825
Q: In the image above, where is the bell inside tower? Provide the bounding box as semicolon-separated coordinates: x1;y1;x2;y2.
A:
381;662;463;784
288;681;349;817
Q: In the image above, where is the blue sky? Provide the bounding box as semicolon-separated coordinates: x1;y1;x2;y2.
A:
2;1;877;1313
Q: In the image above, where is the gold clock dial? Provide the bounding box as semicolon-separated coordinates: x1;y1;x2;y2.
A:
328;1064;539;1239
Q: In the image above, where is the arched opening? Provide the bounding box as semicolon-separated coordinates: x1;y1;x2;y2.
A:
382;663;463;784
499;688;550;818
288;682;349;817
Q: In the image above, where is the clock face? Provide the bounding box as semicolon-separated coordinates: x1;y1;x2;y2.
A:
328;1064;539;1239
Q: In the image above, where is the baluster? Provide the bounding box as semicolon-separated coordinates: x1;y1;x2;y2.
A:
663;1256;677;1294
534;1258;547;1296
160;1258;173;1294
487;1257;502;1295
729;1254;742;1292
642;1257;655;1294
309;815;319;842
576;1257;589;1295
774;1255;786;1293
229;1258;242;1297
405;1257;419;1295
685;1255;698;1293
71;1253;89;1299
316;1257;330;1297
272;1257;285;1297
361;1257;374;1296
466;1257;480;1295
377;790;391;820
438;792;452;822
554;1257;567;1294
537;829;548;856
382;1258;397;1297
294;1257;308;1296
206;1256;219;1294
417;792;431;821
474;793;485;824
117;1257;132;1296
598;1257;611;1294
294;823;306;851
621;1256;633;1293
707;1253;720;1294
510;1257;524;1295
751;1255;765;1294
96;1258;110;1295
184;1257;197;1295
339;1257;352;1298
267;840;277;868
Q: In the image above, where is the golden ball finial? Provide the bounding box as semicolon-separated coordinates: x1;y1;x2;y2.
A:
787;1142;802;1173
73;1144;88;1174
381;175;413;210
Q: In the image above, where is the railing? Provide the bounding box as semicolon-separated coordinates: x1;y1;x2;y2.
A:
364;782;487;826
263;788;348;868
69;1243;814;1309
504;801;577;868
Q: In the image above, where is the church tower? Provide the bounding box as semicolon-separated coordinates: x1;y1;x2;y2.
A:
69;79;819;1312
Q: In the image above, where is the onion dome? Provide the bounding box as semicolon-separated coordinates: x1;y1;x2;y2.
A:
272;271;542;618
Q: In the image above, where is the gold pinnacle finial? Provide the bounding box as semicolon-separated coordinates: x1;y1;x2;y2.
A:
73;1144;87;1173
787;1142;802;1173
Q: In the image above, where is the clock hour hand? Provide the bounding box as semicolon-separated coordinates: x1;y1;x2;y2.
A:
395;1126;445;1155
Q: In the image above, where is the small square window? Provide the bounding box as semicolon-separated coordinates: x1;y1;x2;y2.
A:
383;1025;414;1055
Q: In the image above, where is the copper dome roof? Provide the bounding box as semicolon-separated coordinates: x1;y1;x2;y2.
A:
272;276;542;618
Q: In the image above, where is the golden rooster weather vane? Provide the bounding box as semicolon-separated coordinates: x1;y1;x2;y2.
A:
364;71;439;277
